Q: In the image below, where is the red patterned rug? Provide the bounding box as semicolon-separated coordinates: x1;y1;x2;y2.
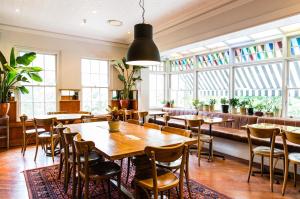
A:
23;160;231;199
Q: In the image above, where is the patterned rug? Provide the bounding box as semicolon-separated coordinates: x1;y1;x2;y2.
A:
23;160;231;199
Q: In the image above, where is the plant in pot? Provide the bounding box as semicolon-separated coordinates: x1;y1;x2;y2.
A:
170;100;175;108
247;98;254;115
239;99;249;115
192;99;200;110
220;98;229;113
273;106;281;117
229;98;239;114
203;103;210;112
254;103;265;116
209;99;216;112
106;105;120;132
198;101;204;111
264;100;274;117
0;48;43;116
113;57;145;109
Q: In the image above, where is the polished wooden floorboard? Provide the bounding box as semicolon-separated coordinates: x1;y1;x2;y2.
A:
0;146;299;199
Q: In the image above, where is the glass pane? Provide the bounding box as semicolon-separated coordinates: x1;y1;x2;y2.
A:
33;102;45;116
45;87;56;102
33;87;45;103
82;88;91;111
100;61;108;74
45;102;56;114
91;74;100;86
20;87;33;102
82;74;91;87
20;102;33;117
33;54;44;68
100;74;108;87
288;89;300;117
99;88;108;113
81;59;90;73
91;60;100;73
44;55;56;71
289;61;300;88
44;71;56;86
171;75;178;89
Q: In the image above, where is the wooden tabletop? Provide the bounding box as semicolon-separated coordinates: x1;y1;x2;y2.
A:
170;115;234;124
242;123;300;133
148;111;167;116
35;114;88;122
64;121;197;160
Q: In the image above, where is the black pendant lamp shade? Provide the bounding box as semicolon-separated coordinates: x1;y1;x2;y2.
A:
126;23;160;66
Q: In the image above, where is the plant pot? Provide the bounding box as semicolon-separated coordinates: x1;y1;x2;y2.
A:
265;112;274;117
231;107;238;114
209;105;215;112
108;120;120;132
254;111;264;117
240;107;247;115
274;109;281;117
120;99;129;109
198;105;203;111
247;108;254;115
0;103;10;117
204;105;210;112
221;105;229;113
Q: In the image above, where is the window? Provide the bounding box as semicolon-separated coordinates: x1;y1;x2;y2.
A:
196;50;229;68
170;57;195;72
287;61;300;117
197;69;229;109
20;52;57;117
149;73;164;108
170;73;193;107
81;59;108;114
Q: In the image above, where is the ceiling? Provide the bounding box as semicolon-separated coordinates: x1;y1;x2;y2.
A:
0;0;234;44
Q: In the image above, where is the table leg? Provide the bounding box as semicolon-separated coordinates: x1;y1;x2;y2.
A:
154;115;157;123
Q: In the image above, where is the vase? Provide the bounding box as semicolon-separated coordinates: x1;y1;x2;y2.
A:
108;120;120;132
120;99;129;109
231;107;238;114
240;107;247;115
221;105;229;113
0;103;10;117
254;111;264;117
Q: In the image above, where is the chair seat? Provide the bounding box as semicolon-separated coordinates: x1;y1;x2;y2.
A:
68;150;103;163
289;153;300;164
38;132;58;138
253;146;284;156
26;128;45;134
156;159;181;170
136;172;179;191
85;161;121;179
199;134;213;142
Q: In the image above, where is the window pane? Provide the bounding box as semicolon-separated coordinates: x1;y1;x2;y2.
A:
33;102;45;116
44;55;55;71
33;87;45;103
44;71;56;86
289;61;300;88
21;102;33;117
170;73;193;107
45;87;56;102
149;73;164;108
288;89;300;117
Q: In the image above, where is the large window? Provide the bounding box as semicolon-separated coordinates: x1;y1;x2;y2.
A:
81;59;108;114
170;73;193;107
20;52;57;117
149;73;165;108
288;60;300;117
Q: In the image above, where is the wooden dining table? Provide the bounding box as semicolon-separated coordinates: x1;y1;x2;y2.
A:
170;114;234;161
64;121;197;198
35;113;89;124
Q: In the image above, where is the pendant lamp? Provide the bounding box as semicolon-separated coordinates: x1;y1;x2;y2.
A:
126;0;160;66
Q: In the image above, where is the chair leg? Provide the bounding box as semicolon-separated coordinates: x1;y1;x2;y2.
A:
51;138;55;163
58;153;63;180
247;153;254;182
282;160;289;196
72;163;77;198
185;169;192;199
64;161;70;192
21;134;25;154
270;155;274;192
294;164;297;187
261;156;264;176
118;172;122;199
78;175;82;199
107;179;111;199
84;179;89;199
34;138;39;161
197;137;203;166
126;157;131;183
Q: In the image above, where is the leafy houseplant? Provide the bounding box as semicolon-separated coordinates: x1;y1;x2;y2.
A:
0;48;43;116
265;100;274;117
229;98;239;114
192;99;200;110
220;98;229;113
239;100;249;115
247;98;254;115
204;103;210;112
106;105;120;132
113;57;145;109
254;103;265;117
209;99;216;112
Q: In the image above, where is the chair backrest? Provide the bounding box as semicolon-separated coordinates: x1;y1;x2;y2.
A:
63;129;78;160
163;114;170;126
144;122;161;130
282;130;300;145
162;126;191;138
247;126;280;139
20;115;28;133
48;111;67;115
186;119;203;128
34;118;56;133
127;119;140;125
78;111;92;115
81;115;94;123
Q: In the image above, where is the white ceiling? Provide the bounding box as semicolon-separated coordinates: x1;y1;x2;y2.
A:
0;0;233;44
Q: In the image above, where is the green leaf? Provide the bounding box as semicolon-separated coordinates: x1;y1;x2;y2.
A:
122;57;129;69
22;66;43;72
10;48;16;67
0;50;8;66
118;74;125;82
28;73;43;82
17;86;29;94
7;71;17;84
16;52;36;66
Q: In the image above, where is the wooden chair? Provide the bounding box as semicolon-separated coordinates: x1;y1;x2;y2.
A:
81;115;94;123
77;111;91;115
127;119;140;125
160;126;192;198
135;143;188;199
281;130;300;195
123;109;133;121
73;134;121;199
48;111;67;115
138;111;148;124
163;114;170;126
20;115;45;156
186;119;212;166
33;118;58;162
246;126;284;192
144;122;161;130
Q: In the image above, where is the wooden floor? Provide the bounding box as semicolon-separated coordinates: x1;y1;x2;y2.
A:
0;146;299;199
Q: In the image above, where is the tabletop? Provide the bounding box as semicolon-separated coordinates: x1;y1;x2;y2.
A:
148;111;167;116
35;113;89;122
242;123;300;133
170;115;234;124
64;121;197;160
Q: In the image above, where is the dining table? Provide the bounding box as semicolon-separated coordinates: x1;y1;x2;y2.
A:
35;113;89;124
64;121;197;198
148;110;167;122
170;114;234;161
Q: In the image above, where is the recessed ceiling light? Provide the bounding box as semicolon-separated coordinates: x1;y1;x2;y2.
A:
92;10;97;14
15;8;20;13
226;36;251;44
250;29;281;39
107;20;123;26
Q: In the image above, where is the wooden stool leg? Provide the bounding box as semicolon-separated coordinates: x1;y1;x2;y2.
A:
270;155;274;192
77;175;82;199
107;179;111;199
294;164;297;187
34;138;39;161
247;153;254;182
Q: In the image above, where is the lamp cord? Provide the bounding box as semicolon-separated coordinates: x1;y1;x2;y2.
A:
139;0;145;23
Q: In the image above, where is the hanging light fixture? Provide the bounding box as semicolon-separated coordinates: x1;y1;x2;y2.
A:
126;0;160;66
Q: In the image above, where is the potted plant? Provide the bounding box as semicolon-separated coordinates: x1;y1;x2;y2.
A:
247;98;254;115
198;101;204;111
106;105;120;132
265;100;274;117
170;100;175;108
254;103;265;117
239;99;249;115
0;48;43;116
220;98;229;113
209;99;216;112
273;106;281;117
229;98;239;114
204;103;210;112
113;57;145;109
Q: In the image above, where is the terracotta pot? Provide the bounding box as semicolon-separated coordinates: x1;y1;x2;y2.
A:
255;111;264;117
120;99;129;109
108;120;120;132
0;103;10;117
209;105;215;112
240;107;247;115
231;107;238;114
265;112;274;117
204;105;210;112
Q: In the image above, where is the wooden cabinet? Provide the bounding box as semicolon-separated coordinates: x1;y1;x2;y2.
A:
59;89;80;113
0;117;9;149
111;90;138;110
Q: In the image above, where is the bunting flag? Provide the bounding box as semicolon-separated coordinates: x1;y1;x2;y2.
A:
197;50;229;68
291;37;300;56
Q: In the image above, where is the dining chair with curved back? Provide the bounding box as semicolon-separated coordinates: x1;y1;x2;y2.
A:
20;115;45;156
281;130;300;195
138;111;148;124
123;109;133;121
163;114;170;126
73;134;121;199
135;143;188;199
186;119;211;166
127;119;140;125
144;122;161;130
246;126;284;192
81;115;94;123
34;117;57;162
160;126;192;198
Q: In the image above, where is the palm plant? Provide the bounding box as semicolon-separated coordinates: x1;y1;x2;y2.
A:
0;48;43;103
